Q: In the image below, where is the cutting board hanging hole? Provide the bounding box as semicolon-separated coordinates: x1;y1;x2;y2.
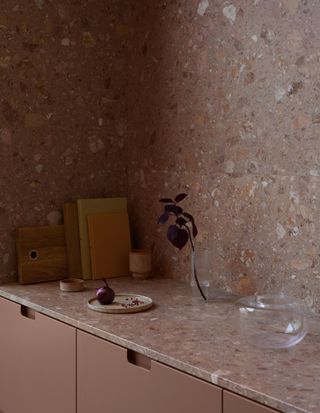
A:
16;224;67;284
29;250;39;261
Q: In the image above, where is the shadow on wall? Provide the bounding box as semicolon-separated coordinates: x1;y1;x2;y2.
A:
127;0;320;312
127;1;230;280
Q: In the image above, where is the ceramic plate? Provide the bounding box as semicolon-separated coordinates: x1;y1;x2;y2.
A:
88;293;153;314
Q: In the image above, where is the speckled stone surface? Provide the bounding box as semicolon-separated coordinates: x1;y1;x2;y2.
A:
0;278;319;413
0;0;128;283
3;0;320;313
127;0;320;313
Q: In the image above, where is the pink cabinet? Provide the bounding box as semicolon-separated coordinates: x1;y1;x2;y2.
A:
223;390;279;413
0;297;76;413
0;296;284;413
77;330;222;413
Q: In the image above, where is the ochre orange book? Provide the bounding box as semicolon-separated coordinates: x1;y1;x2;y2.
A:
87;212;131;279
77;198;127;279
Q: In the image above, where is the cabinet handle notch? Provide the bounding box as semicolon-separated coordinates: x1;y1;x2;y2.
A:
127;349;151;370
20;305;35;319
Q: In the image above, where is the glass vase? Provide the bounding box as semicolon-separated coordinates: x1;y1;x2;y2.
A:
190;249;240;302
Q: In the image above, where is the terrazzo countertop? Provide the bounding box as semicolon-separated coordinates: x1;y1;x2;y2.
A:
0;277;319;413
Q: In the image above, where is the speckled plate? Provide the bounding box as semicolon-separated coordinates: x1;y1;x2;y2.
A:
88;293;153;314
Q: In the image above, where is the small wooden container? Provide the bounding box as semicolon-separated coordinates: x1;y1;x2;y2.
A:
60;278;84;292
129;249;152;280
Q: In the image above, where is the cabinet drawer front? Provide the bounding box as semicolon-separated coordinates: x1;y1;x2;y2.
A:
151;358;222;412
0;297;76;413
77;330;221;413
224;390;279;413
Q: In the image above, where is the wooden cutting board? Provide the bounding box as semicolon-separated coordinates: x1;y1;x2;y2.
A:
63;203;82;278
16;225;67;284
77;198;127;279
87;212;131;279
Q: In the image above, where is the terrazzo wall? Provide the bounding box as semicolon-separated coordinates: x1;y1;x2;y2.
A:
128;0;320;312
2;0;320;312
0;0;128;282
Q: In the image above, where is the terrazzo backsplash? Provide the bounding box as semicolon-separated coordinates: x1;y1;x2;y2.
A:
2;0;320;313
0;0;128;282
127;0;320;312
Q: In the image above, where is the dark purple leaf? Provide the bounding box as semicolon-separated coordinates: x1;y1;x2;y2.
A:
181;212;197;237
158;212;169;224
192;222;198;238
182;212;194;222
174;193;188;203
165;204;183;215
159;198;174;203
167;225;189;249
176;216;187;227
174;228;189;249
167;225;178;243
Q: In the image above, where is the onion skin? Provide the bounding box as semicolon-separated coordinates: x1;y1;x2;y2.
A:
96;280;115;305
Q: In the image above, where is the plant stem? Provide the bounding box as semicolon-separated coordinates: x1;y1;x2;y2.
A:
184;225;207;302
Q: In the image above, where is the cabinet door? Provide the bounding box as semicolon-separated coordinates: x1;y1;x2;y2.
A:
77;330;222;413
0;297;76;413
224;390;279;413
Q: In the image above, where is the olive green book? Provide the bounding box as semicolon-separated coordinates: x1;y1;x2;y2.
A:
77;198;127;279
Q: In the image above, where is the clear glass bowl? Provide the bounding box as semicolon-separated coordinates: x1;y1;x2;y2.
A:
236;293;308;349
